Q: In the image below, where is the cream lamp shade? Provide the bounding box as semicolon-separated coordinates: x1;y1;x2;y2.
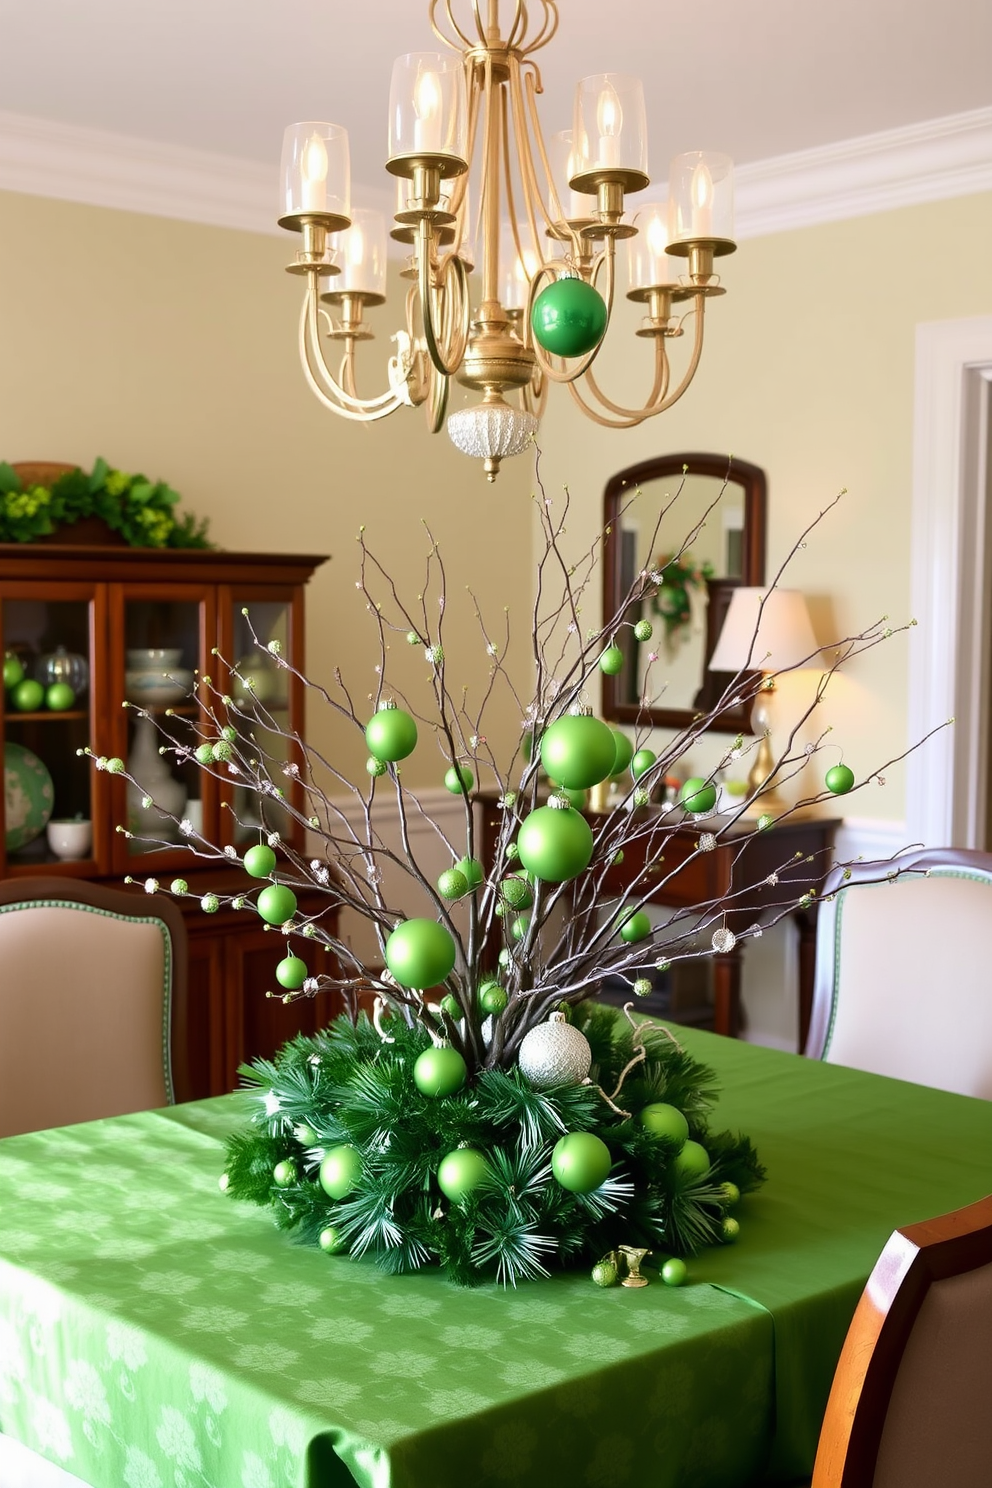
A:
709;587;820;675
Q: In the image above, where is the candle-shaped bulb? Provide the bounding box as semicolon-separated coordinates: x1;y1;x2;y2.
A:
691;160;714;238
647;214;668;261
596;82;622;167
414;67;441;151
347;221;365;271
301;133;329;212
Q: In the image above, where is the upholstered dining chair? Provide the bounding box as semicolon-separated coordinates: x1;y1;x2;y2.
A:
805;847;992;1098
811;1192;992;1487
0;877;188;1137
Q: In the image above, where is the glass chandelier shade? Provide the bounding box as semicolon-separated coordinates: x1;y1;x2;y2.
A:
278;3;735;479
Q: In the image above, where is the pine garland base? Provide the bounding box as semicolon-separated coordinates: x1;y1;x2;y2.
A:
223;1005;765;1287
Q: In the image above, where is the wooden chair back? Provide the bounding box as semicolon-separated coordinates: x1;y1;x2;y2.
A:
812;1193;992;1487
0;878;188;1136
806;846;992;1097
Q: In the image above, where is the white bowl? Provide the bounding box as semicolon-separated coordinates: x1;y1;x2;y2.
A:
126;648;183;668
125;668;194;706
46;819;92;860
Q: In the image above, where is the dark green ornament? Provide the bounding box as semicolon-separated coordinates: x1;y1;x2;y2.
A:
531;277;607;359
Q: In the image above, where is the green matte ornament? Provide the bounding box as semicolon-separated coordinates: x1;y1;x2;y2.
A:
365;704;418;763
511;914;530;942
195;742;215;766
531;276;607;358
617;908;652;943
661;1257;688;1287
552;1132;612;1193
825;764;855;795
413;1045;467;1097
457;856;485;890
276;955;308;990
272;1160;296;1188
444;763;475;795
480;983;508;1014
45;681;75;711
720;1180;741;1208
592;1258;619;1287
439;993;462;1021
437;1148;489;1202
675;1139;711;1181
539;714;617;790
385;918;457;988
257;884;298;925
318;1225;347;1254
599;645;624;676
3;651;24;689
499;875;533;910
437;867;469;900
366;756;388;777
639;1102;689;1145
631;748;657;779
721;1216;741;1244
319;1144;362;1200
680;777;717;814
517;804;594;882
610;729;634;777
244;844;277;878
11;678;43;712
633;619;653;642
294;1122;318;1146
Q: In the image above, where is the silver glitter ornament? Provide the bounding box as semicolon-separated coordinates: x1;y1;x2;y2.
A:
517;1011;592;1089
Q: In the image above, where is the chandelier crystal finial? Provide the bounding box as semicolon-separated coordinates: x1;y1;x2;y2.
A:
278;1;735;477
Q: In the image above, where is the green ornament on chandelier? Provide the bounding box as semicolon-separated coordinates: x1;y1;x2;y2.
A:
531;276;608;359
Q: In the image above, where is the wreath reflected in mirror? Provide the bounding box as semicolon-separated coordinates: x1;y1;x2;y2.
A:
649;552;714;652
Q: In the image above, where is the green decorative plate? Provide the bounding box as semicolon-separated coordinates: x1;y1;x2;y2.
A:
4;742;55;850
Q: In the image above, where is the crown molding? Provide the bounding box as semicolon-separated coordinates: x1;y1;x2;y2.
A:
0;105;989;244
735;106;992;238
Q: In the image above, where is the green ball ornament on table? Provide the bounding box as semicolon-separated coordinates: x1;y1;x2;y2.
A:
11;678;44;712
518;1010;592;1089
639;1102;689;1145
413;1045;467;1097
243;843;277;879
539;713;617;790
825;763;855;795
257;884;298;926
631;748;657;779
675;1139;711;1181
680;778;717;814
45;681;75;712
552;1131;612;1193
275;955;308;991
437;867;469;900
721;1216;741;1244
517;804;594;883
444;763;475;795
437;1148;489;1202
661;1257;688;1287
599;645;624;676
365;703;418;763
530;276;607;359
610;729;634;777
272;1160;296;1188
591;1257;619;1287
384;918;457;988
319;1144;362;1200
318;1225;347;1254
616;907;652;944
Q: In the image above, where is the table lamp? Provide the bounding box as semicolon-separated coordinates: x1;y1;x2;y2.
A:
709;587;820;810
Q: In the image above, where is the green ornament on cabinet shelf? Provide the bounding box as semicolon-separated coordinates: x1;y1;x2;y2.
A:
825;764;855;795
256;883;297;925
413;1045;467;1098
11;678;43;712
243;843;277;878
437;1148;489;1202
530;277;607;359
385;918;457;989
319;1144;362;1200
551;1131;612;1194
45;682;75;712
365;703;418;763
516;804;594;883
3;651;24;689
539;713;617;790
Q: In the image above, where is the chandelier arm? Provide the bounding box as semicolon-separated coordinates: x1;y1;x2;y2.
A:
526;241;616;385
567;298;707;427
433;0;475;49
579;331;670;421
425;362;450;433
299;283;406;420
417;221;472;377
477;51;501;307
509;58;560;253
650;294;708;413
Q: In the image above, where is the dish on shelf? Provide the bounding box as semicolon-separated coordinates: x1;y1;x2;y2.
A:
126;648;183;668
4;742;55;851
46;818;92;860
125;668;194;707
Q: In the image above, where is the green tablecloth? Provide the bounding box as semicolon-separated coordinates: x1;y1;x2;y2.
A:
1;1029;989;1488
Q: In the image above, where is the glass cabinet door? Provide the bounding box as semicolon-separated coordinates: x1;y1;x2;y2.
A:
220;590;303;852
1;584;105;873
113;585;216;868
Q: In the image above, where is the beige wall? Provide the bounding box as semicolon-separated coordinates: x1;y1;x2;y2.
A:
0;190;534;792
538;190;992;824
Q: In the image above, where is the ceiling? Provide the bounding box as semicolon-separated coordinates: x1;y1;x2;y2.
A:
1;0;989;199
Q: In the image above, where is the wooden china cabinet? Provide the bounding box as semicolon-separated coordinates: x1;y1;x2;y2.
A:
0;483;335;1100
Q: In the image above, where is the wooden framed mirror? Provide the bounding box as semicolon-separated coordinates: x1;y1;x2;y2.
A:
601;453;767;734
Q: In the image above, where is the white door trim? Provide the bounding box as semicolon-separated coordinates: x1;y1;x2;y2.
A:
908;316;992;847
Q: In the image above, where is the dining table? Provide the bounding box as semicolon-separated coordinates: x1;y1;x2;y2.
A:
1;1026;990;1488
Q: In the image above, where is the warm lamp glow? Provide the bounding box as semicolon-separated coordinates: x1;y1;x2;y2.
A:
709;588;820;675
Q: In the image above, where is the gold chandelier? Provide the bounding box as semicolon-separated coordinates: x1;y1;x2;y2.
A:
278;1;735;480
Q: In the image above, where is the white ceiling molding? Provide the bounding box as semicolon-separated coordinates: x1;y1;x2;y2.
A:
0;105;989;244
735;106;992;239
